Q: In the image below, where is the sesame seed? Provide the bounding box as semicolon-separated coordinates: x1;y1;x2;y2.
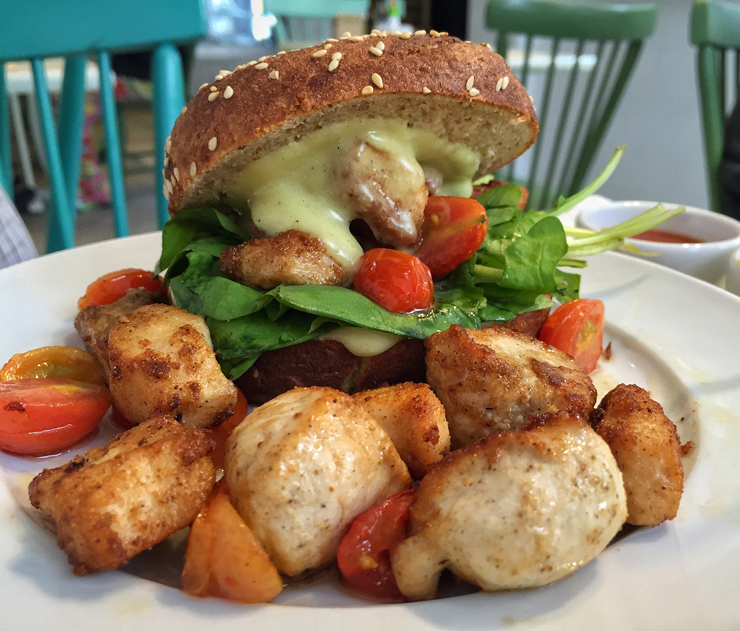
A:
164;155;169;167
247;60;257;66
328;59;339;72
215;74;224;81
324;43;333;49
210;86;218;92
351;36;364;41
502;76;510;89
372;73;383;88
269;70;280;80
469;88;480;97
174;167;180;182
440;31;449;36
377;41;385;51
496;77;504;91
208;92;219;101
219;69;231;75
414;30;426;36
422;87;431;94
258;56;268;62
165;137;172;152
430;30;440;37
313;49;328;58
362;85;374;95
181;106;187;114
236;64;247;70
400;32;411;39
255;62;268;70
466;75;475;91
208;137;217;151
164;187;170;201
371;29;382;35
332;52;342;61
277;51;286;55
483;43;492;50
199;83;208;90
529;95;534;103
224;85;234;99
340;32;352;39
166;179;173;194
369;46;383;56
325;38;338;42
381;30;388;36
190;162;197;176
171;175;177;187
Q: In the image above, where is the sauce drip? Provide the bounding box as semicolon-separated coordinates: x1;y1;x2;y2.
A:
631;229;703;244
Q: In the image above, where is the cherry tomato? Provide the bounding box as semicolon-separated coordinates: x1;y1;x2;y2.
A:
203;388;249;469
0;346;105;386
78;268;162;310
414;196;489;279
337;488;414;601
0;378;111;456
538;299;605;373
353;249;433;313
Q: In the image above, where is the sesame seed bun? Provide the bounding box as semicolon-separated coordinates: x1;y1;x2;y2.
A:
164;33;538;214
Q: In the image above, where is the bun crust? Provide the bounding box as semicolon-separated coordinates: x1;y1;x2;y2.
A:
164;33;538;214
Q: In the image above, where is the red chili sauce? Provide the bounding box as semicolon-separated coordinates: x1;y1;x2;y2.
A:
630;229;703;244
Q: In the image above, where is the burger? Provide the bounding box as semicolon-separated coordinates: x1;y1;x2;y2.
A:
159;31;549;403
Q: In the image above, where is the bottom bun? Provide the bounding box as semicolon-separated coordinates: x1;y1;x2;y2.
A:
236;309;550;404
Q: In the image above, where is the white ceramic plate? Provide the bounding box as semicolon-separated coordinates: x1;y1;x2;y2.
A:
2;232;740;631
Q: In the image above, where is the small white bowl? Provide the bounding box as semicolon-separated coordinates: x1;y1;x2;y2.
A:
577;200;740;284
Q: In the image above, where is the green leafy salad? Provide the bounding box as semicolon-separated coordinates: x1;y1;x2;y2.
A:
156;147;682;380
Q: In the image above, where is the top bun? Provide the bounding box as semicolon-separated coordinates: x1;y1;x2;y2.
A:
164;31;538;215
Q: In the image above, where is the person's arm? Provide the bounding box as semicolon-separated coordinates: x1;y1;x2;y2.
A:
0;185;38;268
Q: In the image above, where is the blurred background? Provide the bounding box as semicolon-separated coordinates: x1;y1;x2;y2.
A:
3;0;711;253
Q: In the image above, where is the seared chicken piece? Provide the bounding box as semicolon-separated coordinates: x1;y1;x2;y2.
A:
337;140;427;248
425;324;596;448
28;416;215;576
74;287;165;382
220;229;346;290
108;304;237;428
353;382;450;480
224;387;411;577
590;384;684;527
390;413;627;600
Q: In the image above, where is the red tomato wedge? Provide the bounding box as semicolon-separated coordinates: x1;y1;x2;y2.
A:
0;346;105;386
538;299;605;373
78;268;162;310
353;249;434;313
337;489;414;601
203;388;249;469
414;196;489;279
0;378;111;456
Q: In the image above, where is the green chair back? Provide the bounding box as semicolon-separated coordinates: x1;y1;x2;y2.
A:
0;0;207;252
486;0;657;209
265;0;371;49
691;0;740;213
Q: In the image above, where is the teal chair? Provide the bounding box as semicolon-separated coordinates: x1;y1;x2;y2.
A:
691;0;740;213
0;0;207;252
265;0;371;50
486;0;657;209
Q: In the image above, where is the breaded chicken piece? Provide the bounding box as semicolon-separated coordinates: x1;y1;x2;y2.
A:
108;304;237;428
28;416;215;576
390;413;627;600
74;287;165;382
224;387;410;577
425;324;596;448
590;384;684;527
220;230;346;290
353;382;450;480
337;140;427;248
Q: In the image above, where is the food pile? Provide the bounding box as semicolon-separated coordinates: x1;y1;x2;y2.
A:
0;31;689;605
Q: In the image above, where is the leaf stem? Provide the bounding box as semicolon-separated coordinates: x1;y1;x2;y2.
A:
474;265;505;283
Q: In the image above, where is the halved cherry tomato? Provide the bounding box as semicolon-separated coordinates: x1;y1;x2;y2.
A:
414;196;489;279
538;299;605;373
78;268;162;310
0;346;105;386
337;488;414;601
0;378;111;456
353;249;433;313
182;484;283;603
203;388;249;469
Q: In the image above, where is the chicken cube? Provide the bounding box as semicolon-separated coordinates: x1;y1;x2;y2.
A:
590;383;684;527
425;324;596;448
224;387;411;577
28;416;215;575
353;382;450;479
107;304;238;428
390;412;627;600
